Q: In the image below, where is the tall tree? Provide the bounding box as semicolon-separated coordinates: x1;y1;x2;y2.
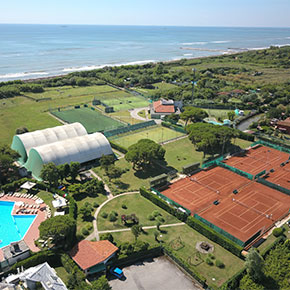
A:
40;162;59;188
125;139;165;170
131;225;142;241
70;161;81;181
39;215;76;249
100;154;115;170
180;106;208;126
245;248;264;282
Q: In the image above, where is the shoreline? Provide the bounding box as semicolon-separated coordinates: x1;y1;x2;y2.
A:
1;44;289;83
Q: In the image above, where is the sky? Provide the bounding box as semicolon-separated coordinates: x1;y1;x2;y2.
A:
0;0;289;27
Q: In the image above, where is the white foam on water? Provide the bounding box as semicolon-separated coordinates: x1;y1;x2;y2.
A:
0;71;48;79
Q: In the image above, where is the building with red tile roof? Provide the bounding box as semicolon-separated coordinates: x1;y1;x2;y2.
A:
150;99;182;119
277;117;290;134
70;240;118;275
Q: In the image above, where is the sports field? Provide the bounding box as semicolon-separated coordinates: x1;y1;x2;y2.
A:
101;95;149;111
160;166;290;246
52;107;124;133
109;126;185;148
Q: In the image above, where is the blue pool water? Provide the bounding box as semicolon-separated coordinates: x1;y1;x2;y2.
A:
0;201;36;248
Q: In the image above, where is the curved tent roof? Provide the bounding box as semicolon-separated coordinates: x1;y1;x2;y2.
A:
25;132;113;179
11;123;87;163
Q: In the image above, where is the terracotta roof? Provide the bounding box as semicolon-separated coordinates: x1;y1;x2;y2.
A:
277;118;290;127
153;100;175;113
70;240;118;270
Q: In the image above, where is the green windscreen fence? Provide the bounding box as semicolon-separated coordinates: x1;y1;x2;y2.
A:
217;161;254;180
151;188;191;215
251;140;290;154
104;120;156;138
194;213;245;247
257;177;290;196
254;170;266;180
201;155;225;169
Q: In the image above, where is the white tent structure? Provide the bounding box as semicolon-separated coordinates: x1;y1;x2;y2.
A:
11;123;87;164
25;132;113;179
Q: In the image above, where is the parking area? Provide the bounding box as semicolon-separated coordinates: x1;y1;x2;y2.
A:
109;256;201;290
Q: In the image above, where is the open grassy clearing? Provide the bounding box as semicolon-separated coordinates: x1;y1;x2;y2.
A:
52;106;124;133
109;110;142;125
109;126;184;148
97;193;179;231
108;224;244;287
55;267;70;284
137;109;146;118
37;191;55;215
93;158;169;194
101;95;149;111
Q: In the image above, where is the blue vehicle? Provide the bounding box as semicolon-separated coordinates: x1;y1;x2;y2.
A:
110;267;124;279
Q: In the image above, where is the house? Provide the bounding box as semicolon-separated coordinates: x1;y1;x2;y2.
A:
70;240;118;275
150;99;183;119
5;262;67;290
0;241;30;271
277;118;290;135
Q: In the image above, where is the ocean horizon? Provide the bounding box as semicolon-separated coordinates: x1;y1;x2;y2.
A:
1;24;290;82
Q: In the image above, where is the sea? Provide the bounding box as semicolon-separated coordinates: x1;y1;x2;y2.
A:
0;24;290;82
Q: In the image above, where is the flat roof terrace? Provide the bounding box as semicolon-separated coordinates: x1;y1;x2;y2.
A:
223;145;289;178
161;166;250;213
199;181;290;245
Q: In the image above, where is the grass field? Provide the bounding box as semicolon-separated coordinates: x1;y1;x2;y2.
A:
109;126;185;148
109;111;142;125
98;193;179;231
101;95;149;111
108;224;244;287
52;107;124;133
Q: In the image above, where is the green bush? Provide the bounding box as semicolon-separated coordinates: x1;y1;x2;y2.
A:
122;203;127;209
93;202;99;208
147;214;155;221
152;210;161;217
215;259;225;268
208;253;215;260
101;212;108;218
156;216;165;223
82;228;89;236
186;216;243;258
273;227;283;237
206;258;214;265
109;211;118;222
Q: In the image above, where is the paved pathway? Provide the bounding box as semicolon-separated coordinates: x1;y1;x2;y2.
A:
130;107;149;121
86;191;138;241
89;169;113;199
99;222;185;234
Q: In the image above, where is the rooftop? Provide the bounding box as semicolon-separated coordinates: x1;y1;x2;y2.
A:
1;241;29;262
153;100;175;113
70;240;118;270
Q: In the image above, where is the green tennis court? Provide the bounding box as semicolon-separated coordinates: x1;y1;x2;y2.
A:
102;96;149;111
52;107;124;133
109;126;185;148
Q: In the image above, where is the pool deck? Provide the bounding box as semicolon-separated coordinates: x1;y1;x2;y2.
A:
0;195;47;253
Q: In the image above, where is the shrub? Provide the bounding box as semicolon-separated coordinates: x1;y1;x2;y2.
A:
147;214;155;221
100;233;114;243
109;211;118;222
82;228;89;236
208;253;215;260
152;210;161;217
86;224;93;231
206;258;213;265
215;259;225;268
101;212;108;218
156;216;165;223
273;227;283;237
122;204;127;209
93;202;99;208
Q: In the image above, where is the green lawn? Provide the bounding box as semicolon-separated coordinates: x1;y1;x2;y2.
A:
163;137;204;171
37;191;56;215
55;266;70;284
52;107;124;133
97;193;179;231
137;109;146;118
74;193;107;236
102;95;149;111
109;126;184;148
108;224;244;287
93;157;169;194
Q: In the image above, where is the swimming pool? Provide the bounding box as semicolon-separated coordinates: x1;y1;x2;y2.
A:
0;201;36;248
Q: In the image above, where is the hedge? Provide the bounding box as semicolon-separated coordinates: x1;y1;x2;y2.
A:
237;130;255;142
10;250;60;273
220;267;247;290
140;187;188;222
186;216;243;258
1;178;48;193
66;195;78;219
260;235;286;258
163;245;207;287
109;141;128;154
161;121;186;134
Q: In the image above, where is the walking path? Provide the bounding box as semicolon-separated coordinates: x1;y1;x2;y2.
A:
130;107;149;121
98;222;185;234
86;191;138;241
89;169;113;199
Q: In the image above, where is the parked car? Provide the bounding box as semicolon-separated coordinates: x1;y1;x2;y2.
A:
110;267;124;279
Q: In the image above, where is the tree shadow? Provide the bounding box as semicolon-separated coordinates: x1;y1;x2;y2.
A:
133;163;177;180
113;180;129;190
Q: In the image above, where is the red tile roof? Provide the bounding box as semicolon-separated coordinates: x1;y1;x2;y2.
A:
70;240;118;270
277;117;290;127
153;100;175;113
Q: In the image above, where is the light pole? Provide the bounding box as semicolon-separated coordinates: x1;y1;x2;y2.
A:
191;68;196;105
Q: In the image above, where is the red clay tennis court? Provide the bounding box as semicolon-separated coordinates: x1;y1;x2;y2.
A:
264;162;290;189
199;181;290;245
161;166;250;213
224;145;289;177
